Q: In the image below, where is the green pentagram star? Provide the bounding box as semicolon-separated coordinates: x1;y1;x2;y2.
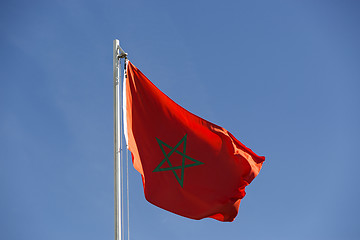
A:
153;134;204;187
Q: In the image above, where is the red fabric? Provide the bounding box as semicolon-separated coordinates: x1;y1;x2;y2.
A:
124;61;265;222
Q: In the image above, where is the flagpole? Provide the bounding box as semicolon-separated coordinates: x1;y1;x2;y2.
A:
113;39;127;240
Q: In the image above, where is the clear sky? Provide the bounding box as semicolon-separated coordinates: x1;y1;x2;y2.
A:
1;0;360;239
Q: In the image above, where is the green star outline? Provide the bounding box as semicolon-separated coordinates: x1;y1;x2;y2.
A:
153;134;204;187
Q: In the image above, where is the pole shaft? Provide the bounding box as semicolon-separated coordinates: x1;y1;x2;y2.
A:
113;39;122;240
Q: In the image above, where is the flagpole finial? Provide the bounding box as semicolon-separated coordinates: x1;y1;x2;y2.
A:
114;39;128;59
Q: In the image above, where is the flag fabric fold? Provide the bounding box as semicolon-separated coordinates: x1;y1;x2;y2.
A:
123;60;265;222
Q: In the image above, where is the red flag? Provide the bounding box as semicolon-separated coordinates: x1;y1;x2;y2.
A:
123;61;265;222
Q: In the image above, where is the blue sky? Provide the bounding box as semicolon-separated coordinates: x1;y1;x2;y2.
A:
1;0;360;239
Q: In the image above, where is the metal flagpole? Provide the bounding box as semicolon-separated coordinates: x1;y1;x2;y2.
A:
113;39;127;240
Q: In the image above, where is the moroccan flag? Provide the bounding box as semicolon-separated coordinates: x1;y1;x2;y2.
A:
123;60;265;222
